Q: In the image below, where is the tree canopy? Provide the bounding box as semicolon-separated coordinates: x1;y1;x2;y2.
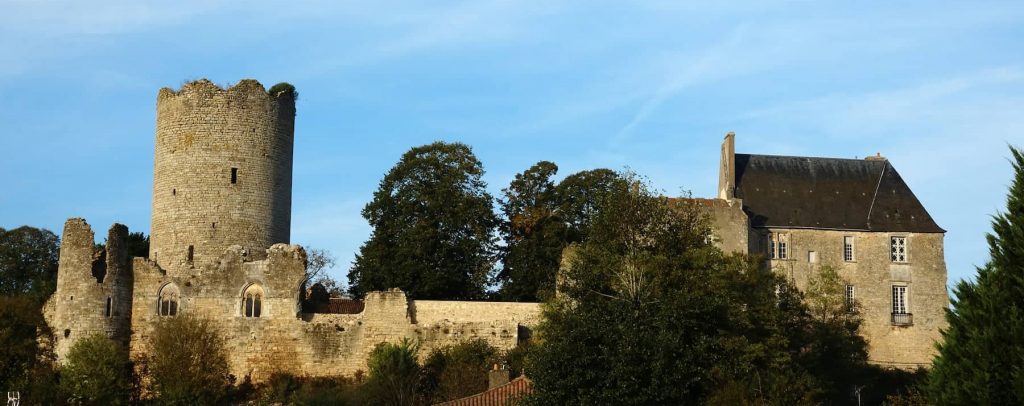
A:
348;142;499;300
497;161;567;301
523;173;871;405
0;225;59;302
928;147;1024;405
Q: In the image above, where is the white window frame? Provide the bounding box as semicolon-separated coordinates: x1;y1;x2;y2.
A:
892;285;909;314
845;284;856;311
891;236;908;263
769;232;789;260
843;236;855;262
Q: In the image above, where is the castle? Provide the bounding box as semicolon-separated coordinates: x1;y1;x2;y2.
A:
42;79;946;381
42;80;540;382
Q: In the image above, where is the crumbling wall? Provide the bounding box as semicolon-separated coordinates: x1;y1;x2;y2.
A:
128;244;540;383
46;218;134;361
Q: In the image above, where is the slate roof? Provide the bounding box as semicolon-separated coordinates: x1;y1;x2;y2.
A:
733;154;944;233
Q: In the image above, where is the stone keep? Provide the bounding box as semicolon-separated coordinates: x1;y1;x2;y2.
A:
150;79;295;272
44;79;541;381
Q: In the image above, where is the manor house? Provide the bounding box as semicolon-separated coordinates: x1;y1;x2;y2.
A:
42;80;944;381
700;133;947;368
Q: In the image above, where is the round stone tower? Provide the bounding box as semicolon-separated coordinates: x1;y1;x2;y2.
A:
150;79;295;272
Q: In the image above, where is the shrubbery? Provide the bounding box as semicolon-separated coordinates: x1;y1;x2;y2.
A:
145;313;231;405
60;333;133;405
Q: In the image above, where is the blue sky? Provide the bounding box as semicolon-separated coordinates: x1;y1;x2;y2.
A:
1;1;1022;289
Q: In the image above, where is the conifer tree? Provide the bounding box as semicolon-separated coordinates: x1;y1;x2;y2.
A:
928;147;1024;405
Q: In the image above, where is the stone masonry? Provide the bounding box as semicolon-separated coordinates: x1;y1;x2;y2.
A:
44;79;542;383
701;132;949;368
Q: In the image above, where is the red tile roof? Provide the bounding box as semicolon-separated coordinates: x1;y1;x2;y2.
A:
433;376;533;406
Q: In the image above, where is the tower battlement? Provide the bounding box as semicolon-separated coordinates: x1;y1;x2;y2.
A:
156;79;295;103
150;78;296;273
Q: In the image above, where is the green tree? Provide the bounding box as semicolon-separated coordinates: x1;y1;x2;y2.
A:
929;147;1024;405
125;231;149;258
348;142;499;300
146;313;231;405
524;173;732;404
0;296;56;395
554;168;627;243
0;226;59;302
800;265;870;403
498;161;568;301
422;339;500;403
60;333;132;405
363;338;422;406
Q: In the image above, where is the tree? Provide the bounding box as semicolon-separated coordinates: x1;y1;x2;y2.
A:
554;169;627;243
497;161;568;301
422;339;500;403
929;147;1024;405
524;173;733;404
0;296;56;396
348;142;499;300
363;338;422;406
302;247;342;310
60;333;132;405
0;226;59;302
146;313;231;405
125;231;150;258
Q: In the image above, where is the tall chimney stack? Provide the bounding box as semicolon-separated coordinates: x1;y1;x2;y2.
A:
718;132;736;200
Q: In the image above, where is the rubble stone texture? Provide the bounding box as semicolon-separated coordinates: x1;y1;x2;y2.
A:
44;79;541;382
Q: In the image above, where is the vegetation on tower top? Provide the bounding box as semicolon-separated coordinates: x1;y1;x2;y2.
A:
268;82;298;99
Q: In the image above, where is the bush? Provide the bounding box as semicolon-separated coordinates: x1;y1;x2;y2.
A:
260;372;362;405
146;313;231;405
363;338;422;406
60;333;132;405
268;82;298;99
422;339;499;403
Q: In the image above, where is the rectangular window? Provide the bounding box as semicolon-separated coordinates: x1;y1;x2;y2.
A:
777;233;788;259
891;236;907;263
187;245;194;263
845;285;856;311
844;236;855;262
891;285;912;325
768;232;789;259
808;251;817;263
105;297;112;317
892;285;908;314
231;167;238;184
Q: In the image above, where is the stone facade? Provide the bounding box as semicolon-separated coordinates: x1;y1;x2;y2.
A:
150;79;295;273
44;79;541;383
701;133;949;368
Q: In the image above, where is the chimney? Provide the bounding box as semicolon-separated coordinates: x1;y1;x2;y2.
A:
718;132;736;200
488;363;511;389
865;152;887;161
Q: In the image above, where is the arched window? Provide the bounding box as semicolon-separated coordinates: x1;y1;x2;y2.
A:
158;284;179;317
243;284;263;318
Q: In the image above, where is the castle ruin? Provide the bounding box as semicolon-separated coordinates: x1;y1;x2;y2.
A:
42;80;945;382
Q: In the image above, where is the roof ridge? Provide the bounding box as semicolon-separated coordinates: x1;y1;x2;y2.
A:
738;152;882;163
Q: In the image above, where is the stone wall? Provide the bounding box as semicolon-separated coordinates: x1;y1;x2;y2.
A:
123;242;540;382
150;79;295;273
758;228;948;368
45;219;134;361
